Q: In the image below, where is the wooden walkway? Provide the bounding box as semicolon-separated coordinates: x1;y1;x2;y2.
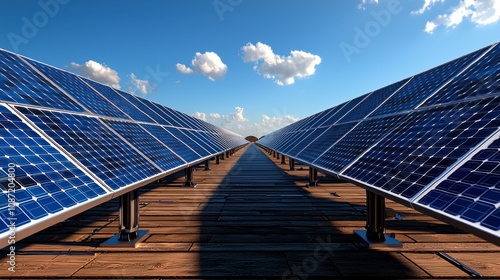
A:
1;143;499;279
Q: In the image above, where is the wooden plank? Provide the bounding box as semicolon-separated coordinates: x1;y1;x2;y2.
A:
402;253;469;277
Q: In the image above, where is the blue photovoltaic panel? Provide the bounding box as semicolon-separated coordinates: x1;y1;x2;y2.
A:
83;78;155;123
103;120;186;171
113;90;170;125
146;125;206;162
319;97;363;127
343;96;500;199
416;131;500;232
0;50;84;111
369;46;487;118
286;127;329;158
0;104;106;234
422;44;500;106
182;129;220;154
134;98;176;126
25;58;129;119
297;122;357;165
337;78;410;123
16;107;161;190
314;115;406;174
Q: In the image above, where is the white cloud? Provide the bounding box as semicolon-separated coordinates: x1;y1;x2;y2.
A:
70;60;120;89
176;51;227;81
358;0;379;10
418;0;500;33
241;42;321;86
210;113;221;120
130;73;153;94
412;0;447;15
224;107;248;123
193;112;206;121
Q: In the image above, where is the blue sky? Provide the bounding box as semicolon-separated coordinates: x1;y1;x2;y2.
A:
1;0;499;137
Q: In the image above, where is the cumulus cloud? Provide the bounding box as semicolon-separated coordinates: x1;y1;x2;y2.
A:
69;60;120;89
193;112;206;121
358;0;379;9
241;42;321;86
130;73;153;94
176;51;227;81
210;113;221;120
416;0;500;33
225;106;248;123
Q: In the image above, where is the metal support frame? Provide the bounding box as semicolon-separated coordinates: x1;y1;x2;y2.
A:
273;151;276;158
220;152;225;160
102;189;149;247
289;158;295;171
216;155;220;165
281;155;286;165
307;167;319;187
183;166;197;187
354;190;402;247
204;159;211;171
276;153;280;160
226;151;230;158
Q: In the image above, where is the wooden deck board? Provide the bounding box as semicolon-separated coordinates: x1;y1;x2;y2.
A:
1;143;498;279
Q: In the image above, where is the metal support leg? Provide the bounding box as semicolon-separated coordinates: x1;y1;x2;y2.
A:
102;190;149;247
365;191;385;241
273;151;276;158
183;166;197;187
226;151;230;158
354;190;402;247
307;167;319;187
289;159;295;171
118;189;139;241
204;159;211;171
281;155;286;165
277;153;280;160
216;155;220;165
220;153;225;160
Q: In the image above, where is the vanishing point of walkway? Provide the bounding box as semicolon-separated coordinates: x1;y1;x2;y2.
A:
1;143;499;278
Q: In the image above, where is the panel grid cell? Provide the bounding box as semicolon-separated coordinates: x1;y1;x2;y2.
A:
145;125;205;162
16;107;161;190
313;115;406;173
0;104;106;234
369;47;487;117
0;50;84;111
343;96;500;199
417;132;500;230
25;59;128;119
422;44;500;106
104;120;185;171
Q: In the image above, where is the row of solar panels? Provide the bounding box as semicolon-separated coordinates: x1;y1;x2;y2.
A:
258;42;500;244
0;48;247;244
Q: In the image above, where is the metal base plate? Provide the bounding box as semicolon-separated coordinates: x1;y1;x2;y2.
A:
354;230;402;248
101;230;149;248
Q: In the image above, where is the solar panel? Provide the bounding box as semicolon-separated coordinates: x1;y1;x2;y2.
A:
258;42;500;244
0;104;107;235
25;58;130;119
0;50;84;111
369;45;488;118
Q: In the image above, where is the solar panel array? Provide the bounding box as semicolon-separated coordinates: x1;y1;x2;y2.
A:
0;49;247;244
258;42;500;244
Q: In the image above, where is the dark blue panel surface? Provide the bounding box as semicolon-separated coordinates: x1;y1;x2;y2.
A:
0;104;106;234
83;78;155;123
182;129;220;154
25;59;128;118
113;90;169;125
104;120;185;171
422;44;500;106
314;115;406;173
298;122;357;165
338;78;410;123
0;50;84;111
286;127;329;157
144;125;204;162
369;47;487;117
418;133;500;230
16;107;161;190
343;96;500;199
